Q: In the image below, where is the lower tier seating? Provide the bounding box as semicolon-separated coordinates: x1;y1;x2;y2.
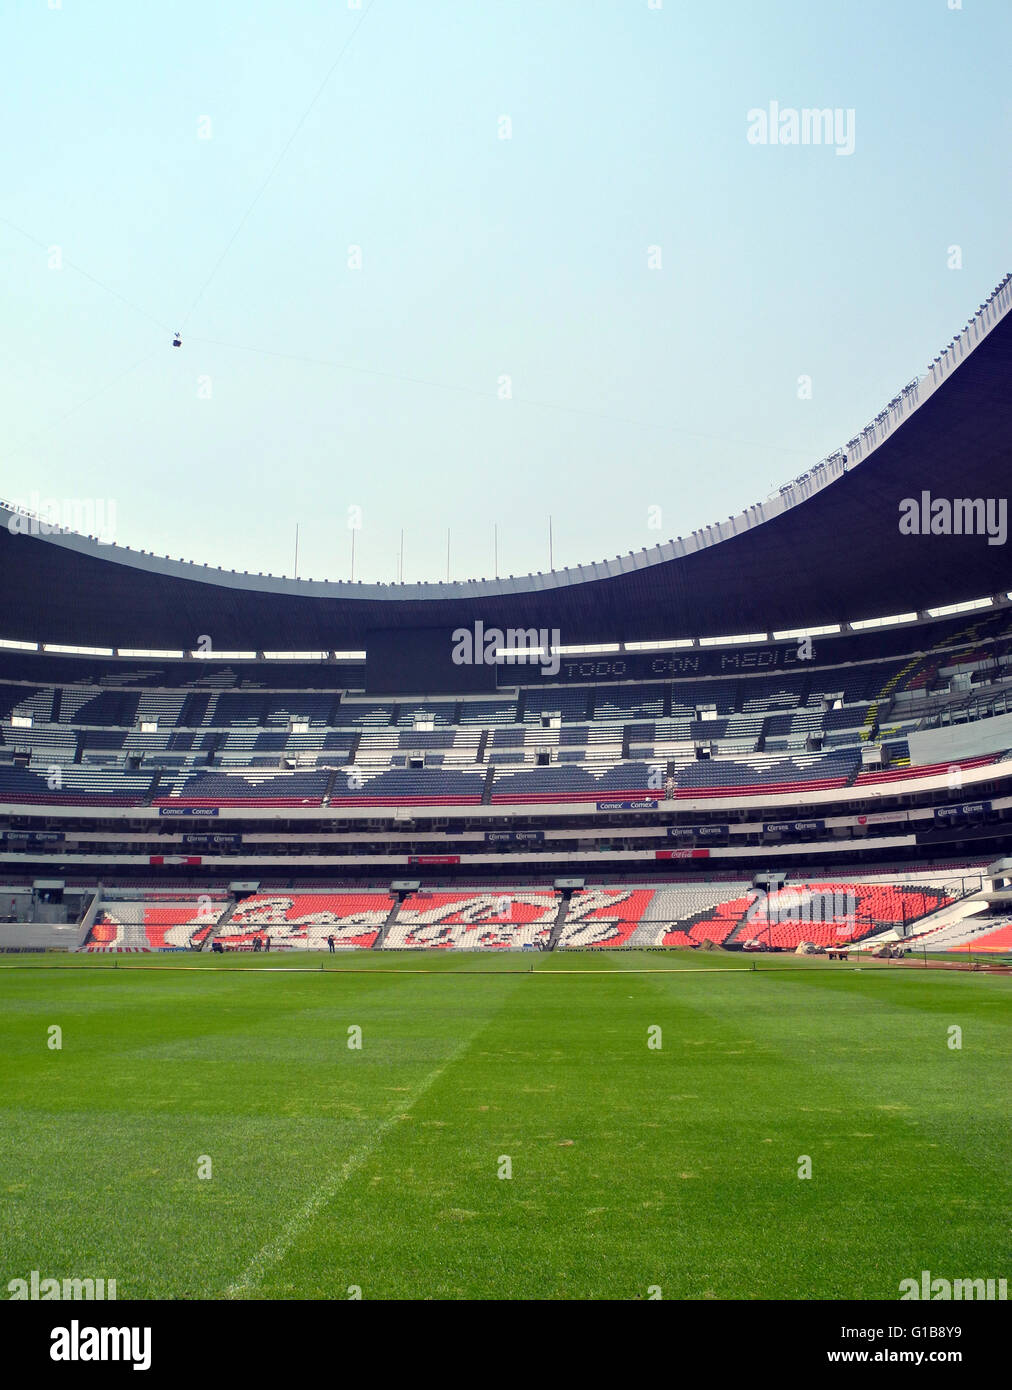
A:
384;890;556;949
706;882;953;950
215;892;394;948
72;876;970;953
85;902;225;950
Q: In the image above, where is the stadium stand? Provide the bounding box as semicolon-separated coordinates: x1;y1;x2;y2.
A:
1;278;1011;948
555;888;661;947
3;601;1012;810
215;893;394;949
383;890;556;949
688;881;956;951
958;920;1012;952
85;902;226;951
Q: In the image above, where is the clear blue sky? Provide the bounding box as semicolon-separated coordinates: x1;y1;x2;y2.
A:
1;0;1009;586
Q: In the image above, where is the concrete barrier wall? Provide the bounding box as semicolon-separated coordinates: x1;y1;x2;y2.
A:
907;712;1012;767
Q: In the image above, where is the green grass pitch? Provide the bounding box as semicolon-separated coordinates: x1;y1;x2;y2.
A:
1;951;1008;1300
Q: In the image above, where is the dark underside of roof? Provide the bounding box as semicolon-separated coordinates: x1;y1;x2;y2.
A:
2;309;1010;651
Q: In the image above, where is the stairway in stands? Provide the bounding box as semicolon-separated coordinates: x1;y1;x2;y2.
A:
481;765;496;803
372;898;402;949
546;896;573;951
322;731;362;804
153;689;223;800
198;900;236;949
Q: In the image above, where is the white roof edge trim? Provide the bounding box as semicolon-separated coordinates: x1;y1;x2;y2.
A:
0;275;1007;605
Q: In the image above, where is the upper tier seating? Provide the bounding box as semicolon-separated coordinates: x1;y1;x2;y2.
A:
592;685;666;720
489;761;662;803
740;677;807;712
0;763;151;805
334;702;397;727
854;752;1001;786
58;689;140;726
328;767;484;805
396;705;455;727
673;750;858;794
522;688;592;723
154;768;331;806
457;699;518;725
1;624;1009;809
669;681;737;716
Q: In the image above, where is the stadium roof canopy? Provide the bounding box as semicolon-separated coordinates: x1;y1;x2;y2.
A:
2;276;1010;653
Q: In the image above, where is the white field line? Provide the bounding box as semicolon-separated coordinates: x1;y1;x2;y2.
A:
224;1035;473;1297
